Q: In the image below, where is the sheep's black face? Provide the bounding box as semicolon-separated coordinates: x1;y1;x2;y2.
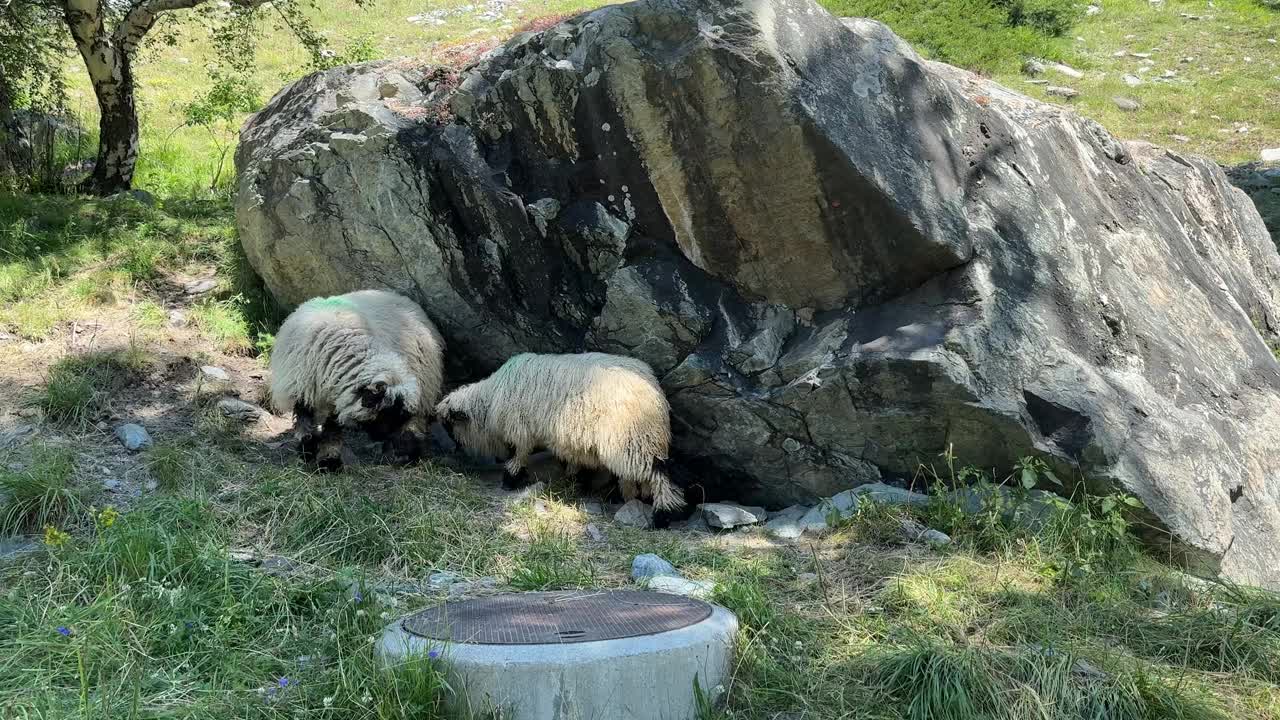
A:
440;409;468;446
358;380;390;410
360;395;413;443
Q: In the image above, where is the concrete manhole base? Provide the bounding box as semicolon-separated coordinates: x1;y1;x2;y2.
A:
376;591;738;720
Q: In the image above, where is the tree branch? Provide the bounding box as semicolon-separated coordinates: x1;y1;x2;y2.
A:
112;0;272;53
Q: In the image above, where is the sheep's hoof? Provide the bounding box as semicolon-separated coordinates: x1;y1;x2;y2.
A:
501;467;531;490
317;454;344;473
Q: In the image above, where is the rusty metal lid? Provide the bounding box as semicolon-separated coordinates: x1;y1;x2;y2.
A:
401;590;714;645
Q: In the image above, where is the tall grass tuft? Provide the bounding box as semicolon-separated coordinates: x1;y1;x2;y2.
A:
0;446;85;534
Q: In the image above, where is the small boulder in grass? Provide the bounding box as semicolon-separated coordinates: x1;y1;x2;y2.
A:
1113;96;1141;112
115;423;152;451
614;499;654;529
699;502;766;529
631;553;677;580
201;365;230;382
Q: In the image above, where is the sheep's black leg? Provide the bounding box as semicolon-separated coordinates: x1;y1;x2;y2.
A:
294;402;321;463
315;416;346;473
502;446;533;490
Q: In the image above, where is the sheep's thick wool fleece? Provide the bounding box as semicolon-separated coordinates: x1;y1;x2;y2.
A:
448;353;676;505
269;290;444;417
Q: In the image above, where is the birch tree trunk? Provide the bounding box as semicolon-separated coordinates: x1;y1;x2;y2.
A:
61;0;208;195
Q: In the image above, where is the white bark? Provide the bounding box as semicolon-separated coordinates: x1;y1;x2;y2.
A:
59;0;271;193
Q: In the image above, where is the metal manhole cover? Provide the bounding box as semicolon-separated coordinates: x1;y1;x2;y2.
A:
401;590;713;645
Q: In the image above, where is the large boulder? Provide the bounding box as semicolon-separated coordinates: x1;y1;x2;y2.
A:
236;0;1280;588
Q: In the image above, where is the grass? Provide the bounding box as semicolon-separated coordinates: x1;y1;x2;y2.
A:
0;447;86;535
1;434;1278;718
33;350;147;428
989;0;1280;163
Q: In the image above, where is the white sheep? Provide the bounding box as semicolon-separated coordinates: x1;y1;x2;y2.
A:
270;289;445;469
435;352;685;512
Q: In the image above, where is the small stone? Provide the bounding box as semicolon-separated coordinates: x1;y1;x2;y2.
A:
201;366;230;382
796;505;832;534
1261;148;1280;163
672;512;709;533
1085;4;1101;14
920;529;952;546
854;482;931;508
0;423;35;449
102;478;122;491
115;423;152;451
585;523;605;542
699;502;767;529
581;501;605;516
1112;49;1127;57
184;278;218;295
229;549;257;563
1171;134;1190;143
898;517;952;546
765;515;804;539
1049;62;1083;79
1045;86;1079;98
781;437;802;453
1161;69;1176;79
1180;56;1194;64
144;479;158;492
1072;659;1107;679
1113;96;1141;111
17;407;38;419
613;499;654;529
259;555;297;575
1130;52;1152;59
0;537;41;562
168;310;186;327
646;575;715;599
631;553;677;580
447;576;498;599
217;397;263;421
769;504;809;521
1022;58;1046;75
1122;74;1142;87
796;572;818;583
427;571;464;590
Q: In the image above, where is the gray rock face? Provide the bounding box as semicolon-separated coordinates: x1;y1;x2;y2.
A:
237;0;1280;588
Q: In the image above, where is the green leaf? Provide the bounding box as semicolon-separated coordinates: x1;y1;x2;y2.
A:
1123;496;1144;508
1101;497;1116;514
1042;469;1062;487
1020;467;1037;489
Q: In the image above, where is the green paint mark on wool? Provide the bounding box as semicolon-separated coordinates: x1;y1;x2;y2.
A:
494;353;533;379
310;295;357;310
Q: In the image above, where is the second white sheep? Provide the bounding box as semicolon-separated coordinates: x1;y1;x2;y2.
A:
435;352;685;513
